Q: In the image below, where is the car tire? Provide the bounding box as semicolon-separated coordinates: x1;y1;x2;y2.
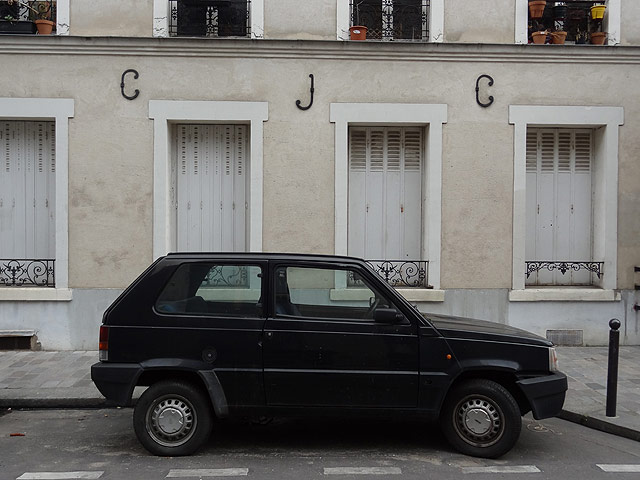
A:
133;380;213;456
440;379;521;458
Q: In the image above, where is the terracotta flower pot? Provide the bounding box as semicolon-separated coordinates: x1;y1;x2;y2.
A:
550;31;567;44
590;32;607;45
349;25;367;41
590;5;606;20
34;19;54;35
529;1;547;19
531;31;548;44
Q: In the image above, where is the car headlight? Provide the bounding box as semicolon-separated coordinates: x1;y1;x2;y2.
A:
549;347;559;372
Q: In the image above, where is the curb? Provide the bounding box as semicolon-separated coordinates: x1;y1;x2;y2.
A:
0;398;112;409
559;409;640;442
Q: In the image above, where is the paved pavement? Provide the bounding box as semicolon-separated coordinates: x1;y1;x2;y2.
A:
0;347;639;442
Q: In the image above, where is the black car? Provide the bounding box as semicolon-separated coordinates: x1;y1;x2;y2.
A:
91;253;567;458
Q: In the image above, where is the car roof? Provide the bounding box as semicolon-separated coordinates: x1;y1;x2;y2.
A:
163;252;367;265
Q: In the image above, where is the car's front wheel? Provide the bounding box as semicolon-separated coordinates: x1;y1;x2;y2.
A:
133;380;213;456
440;379;521;458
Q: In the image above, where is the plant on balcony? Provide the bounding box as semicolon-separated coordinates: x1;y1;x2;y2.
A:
7;0;54;34
529;1;546;19
350;0;368;40
0;0;34;34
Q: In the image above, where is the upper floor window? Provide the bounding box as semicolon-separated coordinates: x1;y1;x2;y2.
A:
169;0;250;37
517;0;620;45
350;0;429;41
0;0;57;35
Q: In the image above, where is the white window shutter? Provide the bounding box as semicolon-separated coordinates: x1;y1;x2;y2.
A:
348;127;423;261
526;128;593;286
175;124;248;252
0;121;55;261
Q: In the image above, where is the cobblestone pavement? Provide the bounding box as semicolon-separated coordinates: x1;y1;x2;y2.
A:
0;347;639;441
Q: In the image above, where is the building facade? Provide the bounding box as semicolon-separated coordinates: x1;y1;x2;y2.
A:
0;0;639;349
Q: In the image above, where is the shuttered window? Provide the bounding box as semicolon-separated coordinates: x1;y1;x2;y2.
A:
525;128;593;285
172;125;247;252
348;127;423;260
0;121;56;259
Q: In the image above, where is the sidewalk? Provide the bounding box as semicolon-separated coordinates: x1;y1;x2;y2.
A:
0;347;639;442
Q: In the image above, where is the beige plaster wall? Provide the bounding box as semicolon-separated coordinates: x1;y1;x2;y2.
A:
70;0;153;37
445;0;515;43
0;41;638;290
265;0;337;40
621;0;640;45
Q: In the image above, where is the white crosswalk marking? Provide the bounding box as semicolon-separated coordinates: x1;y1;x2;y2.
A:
597;465;640;473
461;466;541;474
16;473;103;480
166;469;249;478
323;467;402;475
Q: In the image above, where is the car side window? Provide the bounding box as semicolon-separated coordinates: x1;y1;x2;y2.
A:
156;264;263;317
274;265;398;321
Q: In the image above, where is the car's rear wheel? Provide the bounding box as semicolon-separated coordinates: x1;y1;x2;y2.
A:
133;380;212;456
440;379;521;458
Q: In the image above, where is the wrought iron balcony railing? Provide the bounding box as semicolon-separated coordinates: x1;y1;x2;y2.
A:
525;261;603;286
349;260;429;288
169;0;250;37
351;0;430;41
0;259;55;287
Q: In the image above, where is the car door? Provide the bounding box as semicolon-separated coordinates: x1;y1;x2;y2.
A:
262;263;419;408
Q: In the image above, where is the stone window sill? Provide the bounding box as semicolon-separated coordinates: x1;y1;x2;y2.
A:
509;288;620;302
0;288;73;302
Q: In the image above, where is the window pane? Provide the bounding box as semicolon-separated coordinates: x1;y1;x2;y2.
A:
275;266;396;320
156;264;262;317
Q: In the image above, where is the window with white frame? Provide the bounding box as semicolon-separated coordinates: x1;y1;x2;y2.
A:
154;0;263;38
0;121;56;287
0;0;69;35
0;98;72;299
509;105;623;296
338;0;443;42
525;128;598;286
516;0;620;45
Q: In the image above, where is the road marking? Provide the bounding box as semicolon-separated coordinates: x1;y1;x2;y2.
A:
461;466;541;474
323;467;402;475
166;469;249;477
17;473;104;480
597;465;640;473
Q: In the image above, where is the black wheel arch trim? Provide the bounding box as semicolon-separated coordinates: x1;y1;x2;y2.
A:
91;360;229;416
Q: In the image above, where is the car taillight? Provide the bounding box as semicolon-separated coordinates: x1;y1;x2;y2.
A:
99;325;109;361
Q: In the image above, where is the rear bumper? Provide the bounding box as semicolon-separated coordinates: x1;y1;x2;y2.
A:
91;362;142;406
516;372;568;420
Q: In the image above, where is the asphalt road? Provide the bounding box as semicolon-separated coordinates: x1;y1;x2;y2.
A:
1;408;639;479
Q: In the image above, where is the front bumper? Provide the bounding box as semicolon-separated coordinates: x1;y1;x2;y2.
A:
516;372;568;420
91;362;142;406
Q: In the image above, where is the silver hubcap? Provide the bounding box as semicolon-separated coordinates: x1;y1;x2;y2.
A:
146;395;197;447
454;395;504;447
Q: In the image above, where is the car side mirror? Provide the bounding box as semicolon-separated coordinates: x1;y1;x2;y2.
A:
374;307;405;324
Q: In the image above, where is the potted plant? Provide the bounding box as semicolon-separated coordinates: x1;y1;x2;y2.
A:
590;31;607;45
8;0;54;35
350;0;367;40
529;1;546;19
590;3;606;20
531;30;548;44
550;30;567;44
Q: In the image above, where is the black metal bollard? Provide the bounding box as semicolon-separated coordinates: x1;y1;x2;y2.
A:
606;318;621;417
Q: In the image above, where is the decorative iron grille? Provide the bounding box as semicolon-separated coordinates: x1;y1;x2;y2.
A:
201;265;249;287
525;261;603;285
351;260;429;288
351;0;429;41
529;1;606;44
169;0;251;37
0;259;55;287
